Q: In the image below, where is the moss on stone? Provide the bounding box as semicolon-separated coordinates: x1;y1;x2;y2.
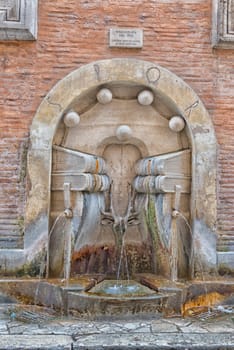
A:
16;250;46;277
19;139;29;183
218;264;234;277
17;216;24;237
145;195;170;277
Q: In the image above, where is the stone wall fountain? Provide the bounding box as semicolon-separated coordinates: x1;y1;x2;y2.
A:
1;59;230;319
49;85;192;284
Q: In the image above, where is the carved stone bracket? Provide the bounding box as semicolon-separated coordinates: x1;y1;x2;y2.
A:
0;0;37;40
212;0;234;48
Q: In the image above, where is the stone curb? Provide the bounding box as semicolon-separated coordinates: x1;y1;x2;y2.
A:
0;332;233;350
0;335;72;350
73;332;234;350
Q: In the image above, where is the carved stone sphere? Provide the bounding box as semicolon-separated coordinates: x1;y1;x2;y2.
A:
63;111;80;127
169;116;185;132
137;90;154;105
97;88;113;104
116;125;133;142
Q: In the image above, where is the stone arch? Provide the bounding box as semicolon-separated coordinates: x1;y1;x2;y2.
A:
25;58;217;274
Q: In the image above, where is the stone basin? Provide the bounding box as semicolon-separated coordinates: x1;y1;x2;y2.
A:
0;275;233;319
65;279;175;317
86;280;156;297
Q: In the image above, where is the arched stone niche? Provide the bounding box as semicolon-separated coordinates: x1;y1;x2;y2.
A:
25;58;217;278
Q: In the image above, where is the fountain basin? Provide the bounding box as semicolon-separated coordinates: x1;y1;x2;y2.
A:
0;275;233;319
64;279;178;317
66;280;174;317
87;280;156;297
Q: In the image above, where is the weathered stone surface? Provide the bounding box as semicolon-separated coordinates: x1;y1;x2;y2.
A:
67;289;172;317
218;252;234;270
212;0;234;48
0;335;72;349
169;116;185;132
72;332;234;349
151;319;178;332
63;111;80;128
96;88;113;104
137;90;154;105
0;0;38;40
115;124;133;141
0;250;25;276
0;297;233;349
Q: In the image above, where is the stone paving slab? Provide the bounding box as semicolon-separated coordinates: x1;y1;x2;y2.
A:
73;333;234;350
0;335;72;350
0;303;234;349
0;332;233;350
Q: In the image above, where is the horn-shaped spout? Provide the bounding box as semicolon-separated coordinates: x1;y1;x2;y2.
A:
100;184;140;247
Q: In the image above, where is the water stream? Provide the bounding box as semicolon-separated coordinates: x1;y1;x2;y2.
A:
170;215;178;282
176;211;211;312
116;232;130;283
108;185;133;286
175;211;195;279
63;217;74;287
46;212;66;278
34;249;47;309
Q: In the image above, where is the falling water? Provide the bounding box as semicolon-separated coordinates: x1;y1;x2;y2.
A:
46;212;66;278
100;184;143;293
116;234;124;281
123;243;130;281
34;249;47;309
110;185;132;283
170;215;178;282
175;211;194;278
116;233;130;282
63;218;74;287
176;211;211;311
170;210;196;282
176;211;206;279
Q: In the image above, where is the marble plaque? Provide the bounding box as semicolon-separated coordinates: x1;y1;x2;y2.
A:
109;28;143;48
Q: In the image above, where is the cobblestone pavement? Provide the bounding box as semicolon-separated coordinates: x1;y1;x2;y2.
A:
0;304;233;349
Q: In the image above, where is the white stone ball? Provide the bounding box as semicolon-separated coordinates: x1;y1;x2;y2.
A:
116;125;133;142
63;111;80;127
137;90;154;105
97;88;113;104
169;116;185;132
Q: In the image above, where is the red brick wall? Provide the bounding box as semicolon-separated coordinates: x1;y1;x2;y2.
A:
0;0;233;248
